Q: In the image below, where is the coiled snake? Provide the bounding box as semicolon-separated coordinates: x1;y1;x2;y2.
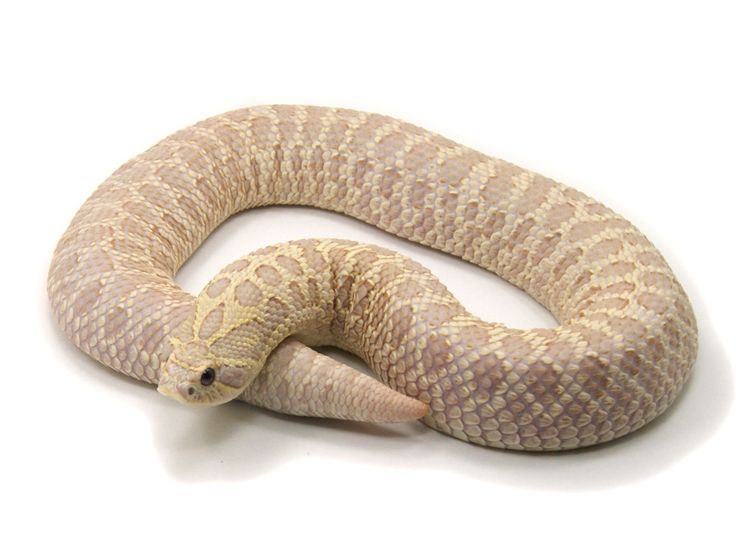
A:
48;105;697;451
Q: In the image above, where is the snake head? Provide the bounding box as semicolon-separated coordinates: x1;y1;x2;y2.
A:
157;340;251;406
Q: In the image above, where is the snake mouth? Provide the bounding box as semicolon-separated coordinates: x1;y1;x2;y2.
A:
156;363;207;405
156;379;221;406
157;361;240;406
156;379;185;402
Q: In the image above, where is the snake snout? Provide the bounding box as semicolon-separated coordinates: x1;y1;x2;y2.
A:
157;374;210;405
176;381;200;401
157;361;196;403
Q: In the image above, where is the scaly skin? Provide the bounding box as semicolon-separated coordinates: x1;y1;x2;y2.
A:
48;105;697;450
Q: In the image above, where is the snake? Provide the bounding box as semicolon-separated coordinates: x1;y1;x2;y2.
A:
48;105;698;451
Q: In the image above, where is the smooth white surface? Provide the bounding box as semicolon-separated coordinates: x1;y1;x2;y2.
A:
1;1;734;550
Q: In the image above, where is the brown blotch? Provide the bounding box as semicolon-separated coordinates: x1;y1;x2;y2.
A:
645;336;666;363
586;202;614;218
587;297;630;312
569;220;609;242
571;269;593;290
206;278;231;298
195;176;221;211
375;131;407;159
404;142;439;173
355;249;379;266
438;151;485;186
288;281;308;308
350;119;382;149
424;303;456;328
277;118;300;144
211;319;263;359
603;281;636;296
606;316;648;341
322;119;350;149
562;186;589;203
637;250;664;268
223;258;251;273
637;292;669;314
553;247;583;280
598;261;636;280
309;145;326;173
73;279;103;319
256;264;282;286
298;242;328;271
546;202;576;230
588;238;623;261
388;304;415;340
218;366;248;388
421;331;453;370
542;339;576;364
623;231;651;248
662;320;681;349
333;274;354;314
235;280;262;307
578;355;611;396
257;244;279;257
537;232;563;262
507;217;536;249
620;349;642;377
517;174;555;213
87;248;115;273
276;255;303;276
265;296;288;315
248;116;277;149
481;177;511;208
213;121;247;154
301;110;326;142
320;117;350;149
104;305;129;343
641;271;672;289
199;305;224;340
498;334;534;364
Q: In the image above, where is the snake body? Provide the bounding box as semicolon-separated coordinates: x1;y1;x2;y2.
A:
48;105;697;451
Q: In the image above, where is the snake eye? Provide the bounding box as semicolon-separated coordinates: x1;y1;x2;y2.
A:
200;367;216;386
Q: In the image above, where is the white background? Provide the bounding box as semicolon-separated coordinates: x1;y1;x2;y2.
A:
2;1;734;550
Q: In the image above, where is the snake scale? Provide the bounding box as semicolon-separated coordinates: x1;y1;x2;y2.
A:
48;105;697;451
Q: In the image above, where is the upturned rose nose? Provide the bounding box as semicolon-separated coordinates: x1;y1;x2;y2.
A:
156;361;196;404
178;382;196;399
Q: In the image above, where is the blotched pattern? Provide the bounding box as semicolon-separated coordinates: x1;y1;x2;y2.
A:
48;105;697;450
